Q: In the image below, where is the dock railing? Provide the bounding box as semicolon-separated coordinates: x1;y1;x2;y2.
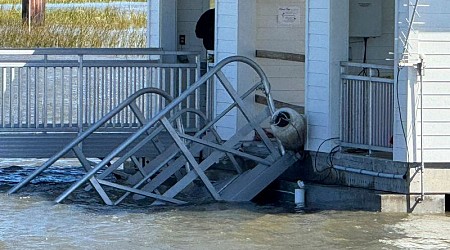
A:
340;62;394;153
0;48;203;134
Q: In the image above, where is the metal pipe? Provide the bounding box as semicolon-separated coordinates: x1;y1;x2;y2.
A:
339;65;344;143
368;68;373;154
77;54;83;134
7;87;173;194
7;55;277;204
333;165;405;179
8;68;12;126
34;67;38;128
0;49;201;131
26;67;30;127
53;56;276;203
419;55;425;202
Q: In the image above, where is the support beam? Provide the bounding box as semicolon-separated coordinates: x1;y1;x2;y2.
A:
215;0;257;139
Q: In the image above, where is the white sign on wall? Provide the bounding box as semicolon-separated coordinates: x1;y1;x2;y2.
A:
278;6;300;26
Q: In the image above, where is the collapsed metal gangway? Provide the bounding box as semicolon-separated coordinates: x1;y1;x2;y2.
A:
7;56;299;205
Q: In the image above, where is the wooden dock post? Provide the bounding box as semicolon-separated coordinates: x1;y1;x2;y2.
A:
22;0;46;25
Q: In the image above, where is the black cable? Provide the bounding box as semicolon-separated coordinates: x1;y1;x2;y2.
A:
328;145;340;168
318;145;340;182
358;37;369;76
396;0;420;175
395;66;415;180
320;167;334;182
363;37;368;63
395;66;410;163
313;137;339;174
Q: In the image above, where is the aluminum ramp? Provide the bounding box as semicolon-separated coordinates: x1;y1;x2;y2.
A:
7;56;300;205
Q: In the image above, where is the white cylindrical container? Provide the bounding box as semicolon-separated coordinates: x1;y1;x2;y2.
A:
295;181;305;209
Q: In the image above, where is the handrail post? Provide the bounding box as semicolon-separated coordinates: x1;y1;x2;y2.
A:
368;67;373;155
340;62;345;146
43;54;48;127
77;54;84;141
195;54;201;127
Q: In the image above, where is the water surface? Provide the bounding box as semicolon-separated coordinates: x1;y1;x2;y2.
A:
0;164;450;249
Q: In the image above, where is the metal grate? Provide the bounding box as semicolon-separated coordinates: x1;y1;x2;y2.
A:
340;62;394;153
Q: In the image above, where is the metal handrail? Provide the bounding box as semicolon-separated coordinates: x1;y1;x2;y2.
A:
0;48;197;56
340;61;395;153
8;56;277;197
0;48;202;133
7;87;174;194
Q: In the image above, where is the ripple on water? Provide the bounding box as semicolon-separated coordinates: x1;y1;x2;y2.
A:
0;165;85;184
1;161;450;249
380;215;450;249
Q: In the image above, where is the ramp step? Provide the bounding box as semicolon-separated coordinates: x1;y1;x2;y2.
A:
220;151;298;201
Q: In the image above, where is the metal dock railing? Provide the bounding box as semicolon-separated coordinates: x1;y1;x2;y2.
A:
0;48;206;158
7;56;299;205
340;62;395;153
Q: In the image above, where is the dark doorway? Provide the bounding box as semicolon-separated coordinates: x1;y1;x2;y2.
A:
445;194;450;212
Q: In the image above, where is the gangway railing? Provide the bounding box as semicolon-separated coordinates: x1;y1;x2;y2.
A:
0;48;203;130
8;56;298;205
0;48;204;158
340;62;395;154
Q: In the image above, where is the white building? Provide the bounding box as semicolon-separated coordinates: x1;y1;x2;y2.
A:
306;0;450;194
148;0;305;139
149;0;450;212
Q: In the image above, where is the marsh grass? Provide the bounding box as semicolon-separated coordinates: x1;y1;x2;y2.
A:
0;7;146;47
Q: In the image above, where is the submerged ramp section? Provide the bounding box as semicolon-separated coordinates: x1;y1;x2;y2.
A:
7;56;300;205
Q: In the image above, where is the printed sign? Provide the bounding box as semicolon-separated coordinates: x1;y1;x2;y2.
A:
278;6;300;26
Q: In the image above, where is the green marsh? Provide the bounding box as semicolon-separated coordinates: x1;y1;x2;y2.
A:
0;6;146;47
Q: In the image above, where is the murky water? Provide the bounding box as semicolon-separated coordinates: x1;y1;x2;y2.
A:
0;163;450;249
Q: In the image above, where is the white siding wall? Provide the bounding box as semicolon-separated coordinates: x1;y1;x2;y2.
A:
305;0;349;152
215;0;259;139
177;0;210;58
392;0;410;162
255;0;305;106
405;0;450;162
305;0;450;162
215;0;238;139
148;0;160;48
305;0;331;151
147;0;177;51
149;0;209;53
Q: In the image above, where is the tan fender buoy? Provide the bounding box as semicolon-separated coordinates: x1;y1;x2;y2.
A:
270;108;306;151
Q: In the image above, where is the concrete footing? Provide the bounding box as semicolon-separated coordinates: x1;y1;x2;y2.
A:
267;150;450;213
380;194;445;213
267;180;446;213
